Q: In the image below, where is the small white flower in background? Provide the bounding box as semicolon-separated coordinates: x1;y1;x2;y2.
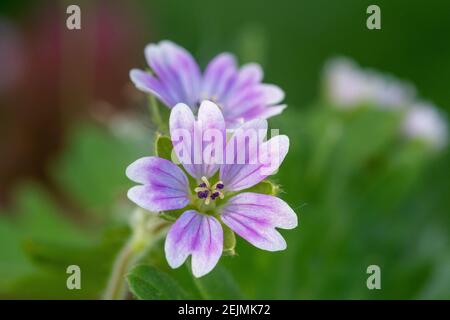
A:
365;72;415;110
324;58;369;108
402;102;448;150
324;57;415;110
323;57;448;152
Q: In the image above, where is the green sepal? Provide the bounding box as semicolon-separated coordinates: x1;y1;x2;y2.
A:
222;225;236;256
245;180;280;195
154;134;174;161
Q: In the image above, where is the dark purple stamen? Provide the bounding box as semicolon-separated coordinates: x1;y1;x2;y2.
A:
199;182;207;188
211;192;220;200
197;191;209;199
216;183;224;189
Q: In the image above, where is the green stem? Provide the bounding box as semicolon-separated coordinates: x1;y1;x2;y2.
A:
102;209;170;300
148;95;165;132
102;239;140;300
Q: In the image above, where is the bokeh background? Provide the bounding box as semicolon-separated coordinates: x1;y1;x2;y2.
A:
0;0;449;299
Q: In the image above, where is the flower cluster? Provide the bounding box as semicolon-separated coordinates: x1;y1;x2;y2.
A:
127;42;297;277
323;57;416;109
402;102;448;150
323;57;448;150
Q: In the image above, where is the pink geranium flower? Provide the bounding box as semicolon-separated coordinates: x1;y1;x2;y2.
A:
130;40;286;127
126;101;297;277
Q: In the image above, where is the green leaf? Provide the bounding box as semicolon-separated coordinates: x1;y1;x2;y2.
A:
127;265;186;300
245;180;279;195
52;123;147;211
14;185;91;245
22;235;123;276
193;265;243;299
0;217;34;291
155;134;174;161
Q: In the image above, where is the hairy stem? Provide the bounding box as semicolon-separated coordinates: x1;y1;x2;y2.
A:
102;209;170;300
102;239;140;300
148;95;166;132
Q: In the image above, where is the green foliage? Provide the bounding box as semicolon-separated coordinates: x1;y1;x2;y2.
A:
52;122;149;213
3;105;448;299
154;134;174;161
192;265;243;300
127;265;186;300
2;2;450;298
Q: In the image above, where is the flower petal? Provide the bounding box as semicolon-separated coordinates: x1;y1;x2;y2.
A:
221;118;267;181
250;104;287;120
144;41;201;107
235;63;263;86
170;101;225;180
260;84;285;104
126;157;190;212
219;193;298;251
165;210;223;277
201;53;237;103
197;100;226;177
237;104;288;123
220;63;286;124
220;124;289;191
129;69;172;106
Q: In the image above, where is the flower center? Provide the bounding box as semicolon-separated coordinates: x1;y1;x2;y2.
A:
194;176;224;205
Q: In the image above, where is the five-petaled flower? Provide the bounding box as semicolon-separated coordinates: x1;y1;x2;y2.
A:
130;40;286;127
126;101;298;277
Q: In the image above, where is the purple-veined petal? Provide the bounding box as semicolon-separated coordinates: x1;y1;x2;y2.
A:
235;63;263;86
170;101;225;180
221;63;286;124
224;86;265;121
224;66;263;112
240;104;287;122
221;119;267;182
226;84;284;115
169;103;197;178
259;84;285;104
126;157;190;212
129;69;172;106
201;53;237;103
197;100;226;178
220;124;289;191
219;193;297;251
161;41;202;107
144;41;201;107
165;210;223;277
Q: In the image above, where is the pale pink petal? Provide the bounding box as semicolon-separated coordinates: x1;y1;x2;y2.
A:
241;104;287;122
165;210;223;277
144;41;201;107
126;157;190;212
221;119;267;182
222;64;286;124
219;193;297;251
220;126;289;191
129;69;173;106
201;53;237;103
259;84;285;104
170;101;225;180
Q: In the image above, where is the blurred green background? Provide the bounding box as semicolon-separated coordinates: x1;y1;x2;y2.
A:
0;0;449;299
